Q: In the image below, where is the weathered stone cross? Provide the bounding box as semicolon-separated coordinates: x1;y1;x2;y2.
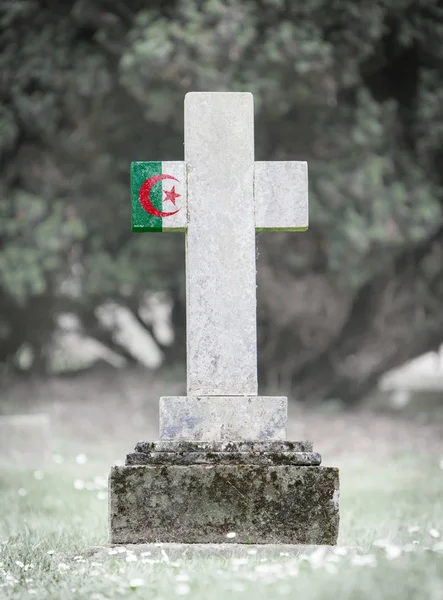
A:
131;92;308;441
111;92;338;546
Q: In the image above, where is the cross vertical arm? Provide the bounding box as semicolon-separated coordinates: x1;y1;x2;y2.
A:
185;92;258;396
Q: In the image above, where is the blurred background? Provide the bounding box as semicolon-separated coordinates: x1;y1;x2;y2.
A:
1;0;443;423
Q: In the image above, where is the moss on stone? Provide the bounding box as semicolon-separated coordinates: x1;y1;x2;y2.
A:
109;465;339;545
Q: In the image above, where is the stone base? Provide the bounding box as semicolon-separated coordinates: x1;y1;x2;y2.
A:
109;460;339;545
160;396;287;441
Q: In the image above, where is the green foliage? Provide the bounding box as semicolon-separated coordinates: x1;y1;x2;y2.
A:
0;192;86;304
0;390;443;598
0;0;442;388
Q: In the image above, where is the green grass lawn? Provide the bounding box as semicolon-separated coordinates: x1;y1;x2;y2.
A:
1;450;443;599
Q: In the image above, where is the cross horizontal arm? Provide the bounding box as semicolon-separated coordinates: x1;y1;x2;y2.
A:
254;161;308;231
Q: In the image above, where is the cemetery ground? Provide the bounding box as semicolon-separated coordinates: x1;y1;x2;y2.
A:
0;367;442;600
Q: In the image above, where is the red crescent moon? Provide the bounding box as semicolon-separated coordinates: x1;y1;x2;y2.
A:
139;174;181;217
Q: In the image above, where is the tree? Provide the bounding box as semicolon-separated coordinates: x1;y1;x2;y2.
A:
0;0;442;403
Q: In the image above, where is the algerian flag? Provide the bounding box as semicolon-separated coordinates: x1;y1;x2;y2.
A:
131;161;186;232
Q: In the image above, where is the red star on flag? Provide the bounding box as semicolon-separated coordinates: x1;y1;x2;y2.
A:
163;186;181;206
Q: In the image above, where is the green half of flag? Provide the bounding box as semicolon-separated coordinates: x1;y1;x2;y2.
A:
131;161;163;232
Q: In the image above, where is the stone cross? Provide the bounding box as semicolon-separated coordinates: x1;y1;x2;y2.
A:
112;92;338;547
131;92;308;441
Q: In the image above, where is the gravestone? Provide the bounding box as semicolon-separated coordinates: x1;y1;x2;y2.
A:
109;92;339;544
0;414;50;468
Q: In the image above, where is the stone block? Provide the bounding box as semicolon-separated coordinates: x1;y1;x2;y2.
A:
0;414;50;468
128;439;320;466
135;440;313;453
109;463;339;545
159;396;287;441
126;451;321;466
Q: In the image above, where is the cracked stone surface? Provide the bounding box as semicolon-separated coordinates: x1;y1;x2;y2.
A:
135;440;314;453
126;450;322;466
109;464;339;545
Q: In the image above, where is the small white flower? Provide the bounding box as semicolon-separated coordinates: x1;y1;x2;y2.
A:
57;563;70;571
94;476;107;488
129;578;145;589
247;549;257;555
175;583;191;595
226;532;236;539
333;547;347;556
429;529;441;539
309;547;327;566
161;549;170;562
33;471;44;480
76;453;88;464
408;525;420;533
73;556;83;561
125;554;137;562
17;488;27;497
385;545;402;560
255;563;283;574
231;558;249;567
351;554;377;567
327;554;341;563
15;561;24;568
47;550;55;555
117;547;127;554
140;551;151;557
373;539;390;548
97;491;107;501
175;573;190;582
412;540;419;544
108;549;118;555
325;562;338;574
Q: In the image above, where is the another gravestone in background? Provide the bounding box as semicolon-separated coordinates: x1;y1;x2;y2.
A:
0;414;51;468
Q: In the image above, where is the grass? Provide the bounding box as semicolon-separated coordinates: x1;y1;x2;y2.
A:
1;369;443;599
1;450;443;599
